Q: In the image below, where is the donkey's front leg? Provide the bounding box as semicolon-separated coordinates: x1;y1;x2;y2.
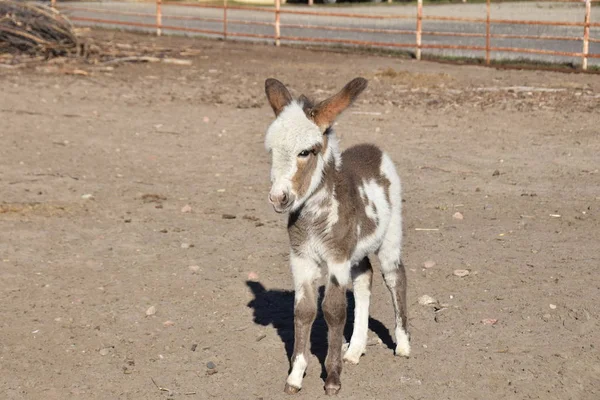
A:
322;263;350;395
285;255;319;394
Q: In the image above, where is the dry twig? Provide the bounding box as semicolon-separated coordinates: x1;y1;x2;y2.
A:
0;0;77;56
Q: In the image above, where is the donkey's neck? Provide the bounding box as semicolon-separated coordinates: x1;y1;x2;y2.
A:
300;131;342;216
323;130;342;171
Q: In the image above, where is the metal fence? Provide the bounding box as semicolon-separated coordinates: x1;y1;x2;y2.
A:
53;0;599;70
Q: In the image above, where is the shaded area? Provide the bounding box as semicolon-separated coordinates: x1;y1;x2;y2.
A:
246;280;396;380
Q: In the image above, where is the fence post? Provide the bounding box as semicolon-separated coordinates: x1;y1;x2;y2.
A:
156;0;162;37
485;0;491;65
582;0;591;70
416;0;422;60
309;0;313;6
224;0;228;40
275;0;281;47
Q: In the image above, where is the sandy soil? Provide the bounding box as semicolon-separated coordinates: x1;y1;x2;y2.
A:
1;31;599;400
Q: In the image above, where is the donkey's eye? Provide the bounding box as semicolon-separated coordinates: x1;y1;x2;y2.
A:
298;150;311;158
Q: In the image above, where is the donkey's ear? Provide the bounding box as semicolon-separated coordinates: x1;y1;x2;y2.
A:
265;78;293;117
310;77;368;129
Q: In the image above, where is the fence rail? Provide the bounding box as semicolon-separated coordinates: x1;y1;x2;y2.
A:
54;0;599;70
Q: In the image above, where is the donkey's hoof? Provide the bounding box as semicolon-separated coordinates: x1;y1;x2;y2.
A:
395;341;411;358
324;386;341;396
324;378;341;396
343;349;362;365
284;383;301;394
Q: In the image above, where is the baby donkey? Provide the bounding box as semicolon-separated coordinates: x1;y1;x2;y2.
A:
263;77;410;395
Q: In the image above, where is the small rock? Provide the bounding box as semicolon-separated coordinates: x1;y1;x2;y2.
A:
181;243;192;249
191;344;198;351
99;348;111;356
163;320;175;327
492;169;500;176
207;361;216;369
81;194;94;200
423;260;436;269
181;204;192;213
481;318;498;325
453;212;464;220
453;269;470;277
400;376;422;386
189;265;200;274
542;313;551;322
418;295;437;306
366;337;383;346
222;214;236;219
256;333;267;342
549;304;557;310
145;306;157;316
248;271;259;281
203;116;210;123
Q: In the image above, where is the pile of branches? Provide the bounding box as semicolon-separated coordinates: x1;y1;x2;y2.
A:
0;0;77;56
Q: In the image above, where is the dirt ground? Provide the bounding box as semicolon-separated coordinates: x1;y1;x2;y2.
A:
1;31;599;400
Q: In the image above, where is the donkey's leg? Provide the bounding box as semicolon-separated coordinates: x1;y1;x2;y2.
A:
285;255;319;394
377;215;410;357
322;262;349;395
343;257;373;365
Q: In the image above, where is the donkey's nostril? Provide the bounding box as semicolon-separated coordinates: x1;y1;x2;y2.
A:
281;193;288;204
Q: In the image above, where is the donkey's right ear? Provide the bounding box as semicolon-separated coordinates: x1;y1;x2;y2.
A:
265;78;293;117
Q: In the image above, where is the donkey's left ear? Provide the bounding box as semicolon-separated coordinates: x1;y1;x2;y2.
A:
310;77;368;130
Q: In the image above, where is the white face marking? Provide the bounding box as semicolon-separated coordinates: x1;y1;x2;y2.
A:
265;102;324;212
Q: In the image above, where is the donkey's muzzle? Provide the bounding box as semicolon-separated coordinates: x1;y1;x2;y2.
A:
268;191;294;213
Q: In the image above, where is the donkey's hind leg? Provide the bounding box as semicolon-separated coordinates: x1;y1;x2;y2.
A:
343;257;373;365
377;217;410;357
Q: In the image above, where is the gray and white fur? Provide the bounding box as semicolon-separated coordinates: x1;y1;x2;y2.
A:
264;77;410;396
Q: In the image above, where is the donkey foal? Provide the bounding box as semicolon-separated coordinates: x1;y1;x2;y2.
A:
264;77;410;396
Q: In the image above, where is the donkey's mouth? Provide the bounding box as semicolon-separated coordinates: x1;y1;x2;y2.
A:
272;203;293;214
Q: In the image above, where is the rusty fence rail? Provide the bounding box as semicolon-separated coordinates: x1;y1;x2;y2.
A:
54;0;600;70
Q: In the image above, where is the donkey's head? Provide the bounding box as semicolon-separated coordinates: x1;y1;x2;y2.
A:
264;77;368;213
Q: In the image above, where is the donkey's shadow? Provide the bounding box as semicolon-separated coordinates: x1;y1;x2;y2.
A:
246;281;395;379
